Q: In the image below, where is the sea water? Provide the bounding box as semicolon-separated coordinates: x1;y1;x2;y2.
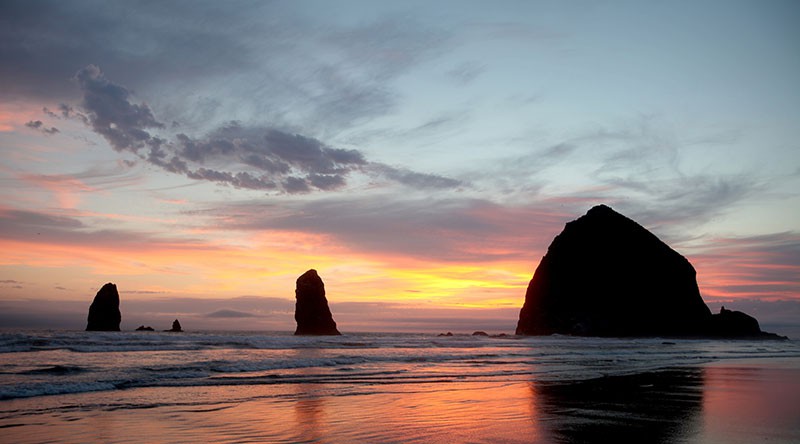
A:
2;330;797;401
1;331;799;443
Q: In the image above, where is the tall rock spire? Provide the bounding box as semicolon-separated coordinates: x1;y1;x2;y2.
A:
294;269;341;335
86;283;122;331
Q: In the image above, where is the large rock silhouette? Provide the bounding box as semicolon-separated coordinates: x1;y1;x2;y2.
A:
294;269;341;335
516;205;712;336
86;282;121;331
516;205;784;338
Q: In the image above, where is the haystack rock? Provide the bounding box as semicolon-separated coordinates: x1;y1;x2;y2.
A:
516;205;784;338
294;269;341;335
86;282;121;331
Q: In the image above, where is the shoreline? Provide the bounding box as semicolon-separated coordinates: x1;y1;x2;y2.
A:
2;358;798;443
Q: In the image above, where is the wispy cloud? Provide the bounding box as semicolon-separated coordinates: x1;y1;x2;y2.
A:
16;164;144;209
446;61;486;85
0;208;213;252
195;196;578;263
687;232;800;301
69;65;462;194
474;116;763;237
24;120;59;135
0;279;24;289
0;0;253;101
206;309;260;318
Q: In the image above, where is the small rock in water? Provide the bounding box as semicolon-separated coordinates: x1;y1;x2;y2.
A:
165;319;183;332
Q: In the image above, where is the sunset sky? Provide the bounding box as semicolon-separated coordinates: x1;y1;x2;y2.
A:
1;0;798;334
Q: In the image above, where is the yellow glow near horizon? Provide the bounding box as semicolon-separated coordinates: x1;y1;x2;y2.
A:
0;223;538;311
1;213;794;317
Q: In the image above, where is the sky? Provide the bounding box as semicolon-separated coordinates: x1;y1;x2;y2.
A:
1;0;799;334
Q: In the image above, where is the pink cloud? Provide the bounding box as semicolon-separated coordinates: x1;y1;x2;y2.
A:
18;173;97;208
686;233;800;301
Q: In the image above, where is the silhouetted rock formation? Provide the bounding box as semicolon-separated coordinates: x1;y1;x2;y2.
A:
710;307;785;339
165;319;183;332
535;369;705;443
516;205;784;338
135;325;154;331
294;269;341;335
86;283;121;331
472;331;489;336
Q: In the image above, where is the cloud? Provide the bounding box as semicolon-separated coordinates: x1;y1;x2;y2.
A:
43;104;89;124
1;1;449;135
0;299;87;330
446;61;486;84
1;279;24;289
610;175;758;236
17;165;144;208
75;64;164;152
206;309;260;318
688;232;800;301
3;2;462;193
0;208;214;252
24;120;59;135
196;196;578;262
474;116;762;237
341;109;473;156
69;65;461;194
0;0;253;101
371;164;464;189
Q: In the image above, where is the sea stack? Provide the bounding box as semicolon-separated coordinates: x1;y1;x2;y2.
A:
515;205;784;338
710;307;774;338
294;269;341;335
516;205;712;337
86;282;122;331
166;319;183;332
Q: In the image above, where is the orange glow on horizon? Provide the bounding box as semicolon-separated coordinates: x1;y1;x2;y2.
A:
1;200;796;321
0;228;533;310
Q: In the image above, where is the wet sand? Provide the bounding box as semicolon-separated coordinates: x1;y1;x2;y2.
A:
1;359;798;443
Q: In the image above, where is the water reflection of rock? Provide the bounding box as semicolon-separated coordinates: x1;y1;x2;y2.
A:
294;392;325;443
531;368;705;443
291;347;328;442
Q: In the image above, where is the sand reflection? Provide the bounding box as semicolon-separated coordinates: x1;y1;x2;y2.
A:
530;369;705;443
292;386;327;442
699;363;800;443
5;361;798;443
289;346;331;442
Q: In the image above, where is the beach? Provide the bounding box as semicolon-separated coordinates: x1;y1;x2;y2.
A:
1;332;799;443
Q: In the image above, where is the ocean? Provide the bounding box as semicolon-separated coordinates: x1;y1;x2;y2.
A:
2;331;799;443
